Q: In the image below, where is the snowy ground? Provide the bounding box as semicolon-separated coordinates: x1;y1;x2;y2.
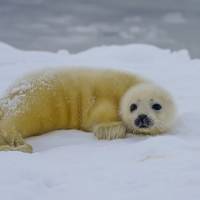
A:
0;42;200;199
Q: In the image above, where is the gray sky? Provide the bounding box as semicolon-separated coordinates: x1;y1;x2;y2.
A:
0;0;200;57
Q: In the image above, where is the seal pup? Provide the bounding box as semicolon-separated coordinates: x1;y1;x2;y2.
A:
0;68;176;152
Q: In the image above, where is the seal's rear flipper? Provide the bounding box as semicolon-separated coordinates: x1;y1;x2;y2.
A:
0;143;33;153
0;107;3;119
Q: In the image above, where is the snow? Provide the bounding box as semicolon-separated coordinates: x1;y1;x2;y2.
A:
0;42;199;200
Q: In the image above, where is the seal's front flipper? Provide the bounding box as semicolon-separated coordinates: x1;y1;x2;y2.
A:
94;121;127;140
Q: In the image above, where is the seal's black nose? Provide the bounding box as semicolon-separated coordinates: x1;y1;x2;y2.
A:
135;114;152;128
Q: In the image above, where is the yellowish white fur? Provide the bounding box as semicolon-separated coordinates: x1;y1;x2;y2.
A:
120;83;176;135
0;68;176;153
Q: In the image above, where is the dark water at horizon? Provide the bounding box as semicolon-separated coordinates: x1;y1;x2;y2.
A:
0;0;200;58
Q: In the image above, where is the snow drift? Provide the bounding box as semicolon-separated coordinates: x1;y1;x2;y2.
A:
0;42;199;200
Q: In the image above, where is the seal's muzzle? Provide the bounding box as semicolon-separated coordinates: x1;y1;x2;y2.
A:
134;114;153;128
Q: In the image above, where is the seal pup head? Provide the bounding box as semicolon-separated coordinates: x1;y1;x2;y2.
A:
120;83;176;135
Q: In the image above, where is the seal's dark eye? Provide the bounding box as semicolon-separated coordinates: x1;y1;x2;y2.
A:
152;103;162;111
130;104;137;112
